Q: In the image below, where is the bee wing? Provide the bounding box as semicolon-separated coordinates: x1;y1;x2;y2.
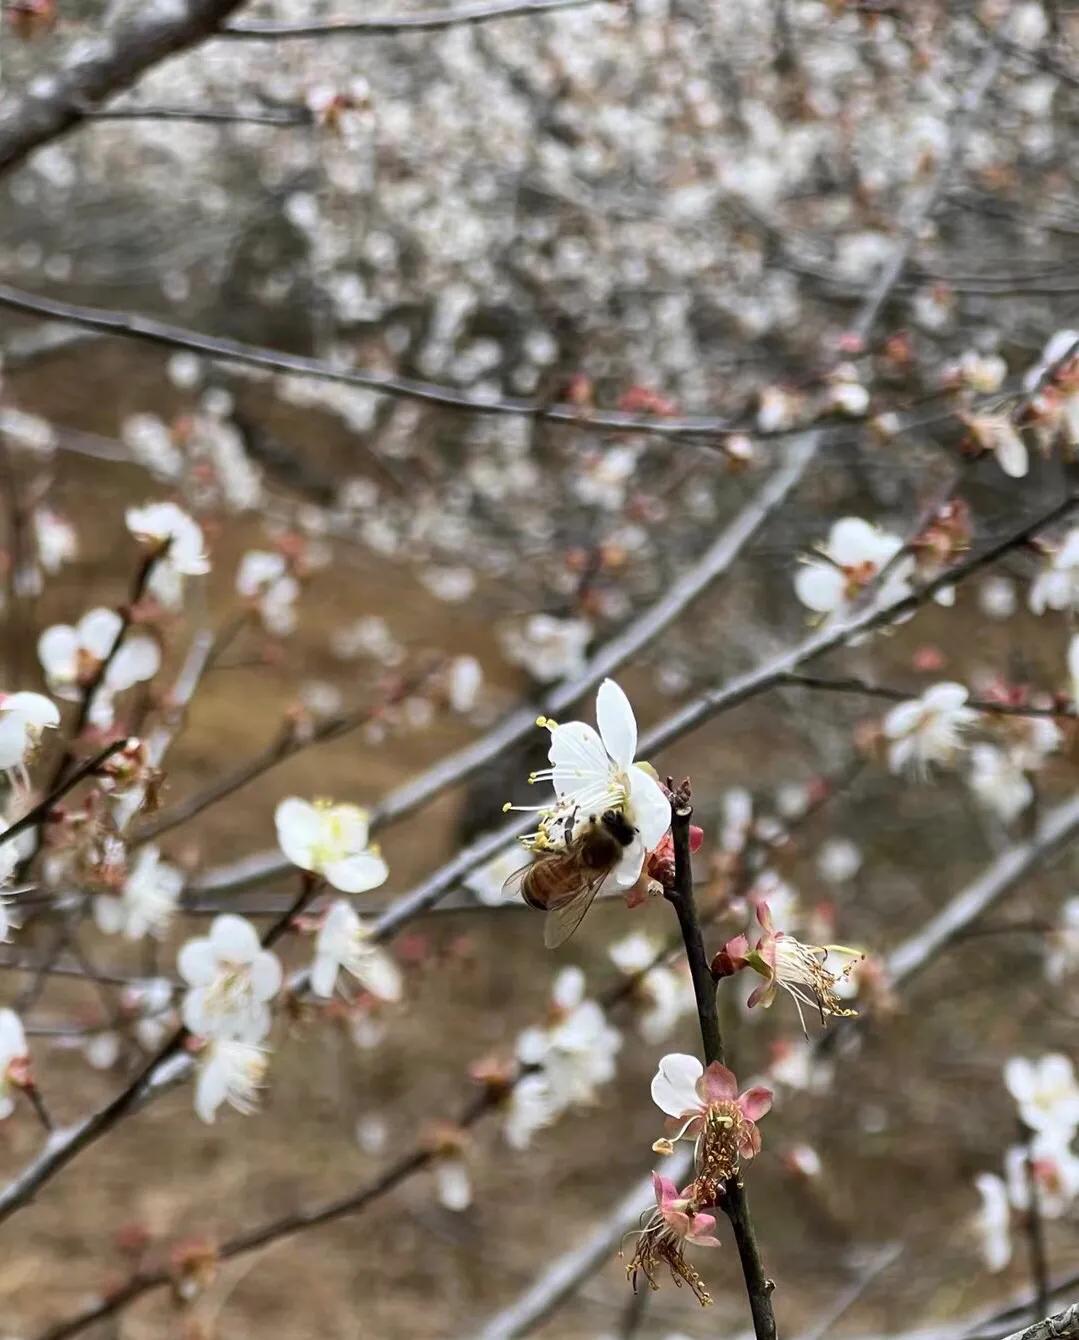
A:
543;873;607;949
502;859;546;910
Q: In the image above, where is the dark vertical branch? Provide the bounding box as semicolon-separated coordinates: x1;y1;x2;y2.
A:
665;789;777;1340
1023;1125;1051;1321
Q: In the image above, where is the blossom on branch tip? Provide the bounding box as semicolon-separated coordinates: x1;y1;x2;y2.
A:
275;797;388;894
125;501;209;609
194;1038;269;1124
178;915;282;1042
311;899;402;1002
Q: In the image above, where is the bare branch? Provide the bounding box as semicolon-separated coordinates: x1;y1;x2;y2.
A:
999;1304;1079;1340
0;0;250;176
220;0;602;39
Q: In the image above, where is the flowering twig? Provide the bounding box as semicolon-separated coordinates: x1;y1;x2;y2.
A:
778;673;1074;721
664;792;776;1340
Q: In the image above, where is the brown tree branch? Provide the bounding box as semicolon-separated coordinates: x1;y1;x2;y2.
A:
220;0;602;38
0;0;250;176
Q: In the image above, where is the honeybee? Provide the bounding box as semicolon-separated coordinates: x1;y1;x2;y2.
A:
505;808;637;948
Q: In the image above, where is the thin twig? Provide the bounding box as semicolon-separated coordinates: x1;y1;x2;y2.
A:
778;673;1073;720
220;0;602;37
665;796;776;1340
0;738;129;850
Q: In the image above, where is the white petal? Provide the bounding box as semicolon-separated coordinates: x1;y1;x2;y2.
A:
882;700;922;739
181;987;214;1037
106;636;161;691
436;1157;472;1211
324;851;388;894
177;938;217;987
194;1057;228;1123
547;721;611;795
794;563;845;614
209;914;262;964
356;949;402;1003
828;517;892;566
595;679;637;768
37;625;78;679
78;608;123;659
610;835;645;889
995;428;1029;479
274;797;320;870
2;693;59;729
93;897;125;936
310;952;339;999
628;767;671;851
0;715;29;770
650;1052;704;1117
248;951;283;1002
552;966;585;1010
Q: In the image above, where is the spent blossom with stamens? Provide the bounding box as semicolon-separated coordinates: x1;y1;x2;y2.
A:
882;682;979;776
178;915;282;1042
194;1038;269;1123
713;902;861;1034
625;1173;721;1306
650;1054;772;1193
511;679;671;895
793;517;914;629
310;899;402;1002
276;797;389;894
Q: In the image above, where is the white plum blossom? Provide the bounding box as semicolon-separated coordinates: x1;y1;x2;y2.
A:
0;691;59;773
433;1154;472;1211
1004;1135;1079;1219
38;610;160;726
507;968;622;1146
882;683;979;776
0;1009;29;1120
608;932;695;1044
447;655;483;714
816;838;862;884
33;507;77;575
1004;1055;1079;1139
125;501;210;609
794;517;914;629
966;413;1028;479
236;550;299;637
979;576;1018;621
525;679;671;895
1007;716;1062;772
1029;528;1079;614
194;1038;269;1123
310;899;402;1002
974;1173;1012;1272
93;845;183;940
958;351;1008;393
499;613;592;684
178;915;282;1042
275;798;389;894
1025;329;1079;391
969;745;1033;823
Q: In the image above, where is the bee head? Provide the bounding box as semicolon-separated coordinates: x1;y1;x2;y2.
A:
599;808;636;847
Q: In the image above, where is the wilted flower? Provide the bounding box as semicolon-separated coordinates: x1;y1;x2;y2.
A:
650;1053;772;1192
310;899;402;1002
194;1038;269;1123
93;844;182;940
1004;1055;1079;1138
0;1009;30;1119
0;691;59;773
794;517;913;628
625;1173;721;1306
178;915;282;1042
714;902;861;1034
882;682;979;776
275;798;389;894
